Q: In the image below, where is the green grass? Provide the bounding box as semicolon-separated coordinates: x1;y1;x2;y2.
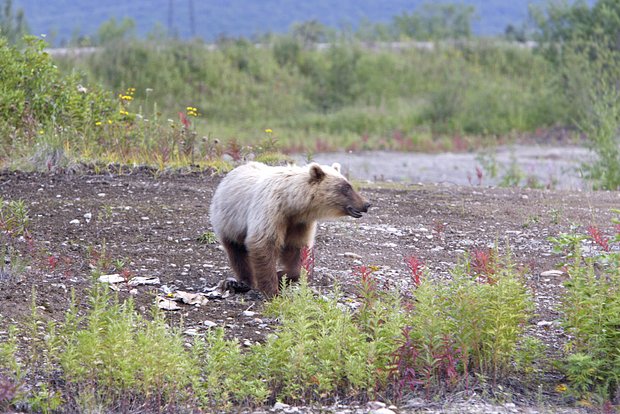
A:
0;246;539;411
0;32;603;172
48;38;568;156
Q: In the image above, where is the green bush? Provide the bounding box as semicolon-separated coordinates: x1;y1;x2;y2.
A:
0;250;540;411
393;249;534;394
0;36;120;157
51;36;566;152
191;328;269;409
256;275;404;401
580;85;620;190
59;284;199;411
557;224;620;401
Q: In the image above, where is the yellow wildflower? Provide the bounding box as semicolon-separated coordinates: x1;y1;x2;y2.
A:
265;128;273;134
95;121;102;126
555;384;567;393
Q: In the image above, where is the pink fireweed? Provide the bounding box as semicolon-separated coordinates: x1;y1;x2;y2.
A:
588;225;610;252
300;245;315;277
405;255;424;287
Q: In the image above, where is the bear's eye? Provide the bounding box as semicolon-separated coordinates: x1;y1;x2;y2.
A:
340;182;352;195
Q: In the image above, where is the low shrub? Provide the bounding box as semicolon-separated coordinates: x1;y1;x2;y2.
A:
0;250;538;411
553;216;620;402
393;250;535;396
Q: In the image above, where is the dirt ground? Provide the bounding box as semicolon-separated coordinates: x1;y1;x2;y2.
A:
0;165;618;413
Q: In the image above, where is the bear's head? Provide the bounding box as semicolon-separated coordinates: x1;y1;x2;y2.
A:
308;162;371;219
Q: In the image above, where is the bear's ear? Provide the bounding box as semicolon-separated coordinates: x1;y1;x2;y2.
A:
331;163;341;173
309;163;326;182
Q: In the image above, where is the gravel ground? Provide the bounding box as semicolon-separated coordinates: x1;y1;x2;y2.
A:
0;151;615;412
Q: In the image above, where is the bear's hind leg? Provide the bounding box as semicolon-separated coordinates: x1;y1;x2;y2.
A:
221;239;254;288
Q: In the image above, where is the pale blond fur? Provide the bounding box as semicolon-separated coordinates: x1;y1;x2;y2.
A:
209;161;369;297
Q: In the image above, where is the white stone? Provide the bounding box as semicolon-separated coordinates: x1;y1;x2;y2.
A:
98;274;124;283
540;269;566;278
272;402;290;410
367;401;386;410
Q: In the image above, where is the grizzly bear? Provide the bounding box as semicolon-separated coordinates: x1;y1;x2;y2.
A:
209;161;370;297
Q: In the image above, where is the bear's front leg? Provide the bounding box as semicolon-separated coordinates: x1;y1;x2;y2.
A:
279;245;302;283
221;238;254;288
248;245;279;297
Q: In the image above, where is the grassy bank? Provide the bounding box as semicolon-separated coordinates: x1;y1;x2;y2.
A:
53;38;567;153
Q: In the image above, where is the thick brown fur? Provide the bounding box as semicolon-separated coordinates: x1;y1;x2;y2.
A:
209;162;370;297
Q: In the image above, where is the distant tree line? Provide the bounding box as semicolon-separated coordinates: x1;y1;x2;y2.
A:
0;0;28;44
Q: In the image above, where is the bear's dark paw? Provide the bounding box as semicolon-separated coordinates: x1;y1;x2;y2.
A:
221;277;252;293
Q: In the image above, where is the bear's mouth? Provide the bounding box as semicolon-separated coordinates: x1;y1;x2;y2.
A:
346;206;364;218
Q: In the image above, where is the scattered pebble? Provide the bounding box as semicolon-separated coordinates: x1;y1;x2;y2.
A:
98;274;124;284
540;269;566;278
203;320;217;328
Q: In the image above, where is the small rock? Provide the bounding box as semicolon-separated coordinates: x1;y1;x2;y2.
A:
343;252;363;259
156;297;180;311
128;276;160;286
505;402;517;412
98;274;124;283
69;219;80;225
537;320;555;327
83;212;92;223
367;401;386;410
97;192;106;197
369;409;395;414
174;291;209;306
243;310;256;317
272;402;290;411
540;269;566;278
203;320;217;328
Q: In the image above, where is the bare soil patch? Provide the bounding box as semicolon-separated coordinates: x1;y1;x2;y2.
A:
0;167;617;412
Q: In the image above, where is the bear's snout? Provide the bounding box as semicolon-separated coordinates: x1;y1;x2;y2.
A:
345;200;370;218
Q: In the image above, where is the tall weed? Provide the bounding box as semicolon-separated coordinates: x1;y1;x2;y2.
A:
258;275;404;402
393;249;534;395
554;219;620;401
